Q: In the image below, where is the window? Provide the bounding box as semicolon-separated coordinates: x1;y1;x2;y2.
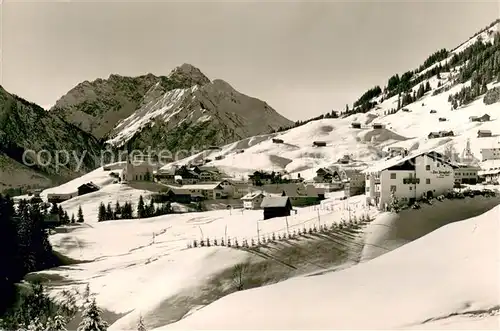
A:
390;173;396;179
390;185;397;192
437;163;440;167
426;165;430;171
366;187;370;192
409;186;412;191
426;178;431;184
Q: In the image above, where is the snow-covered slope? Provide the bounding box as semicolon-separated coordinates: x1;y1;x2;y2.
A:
154;205;500;330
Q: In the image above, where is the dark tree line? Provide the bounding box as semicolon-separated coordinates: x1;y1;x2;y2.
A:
272;110;339;133
448;32;500;108
0;195;61;317
97;195;172;221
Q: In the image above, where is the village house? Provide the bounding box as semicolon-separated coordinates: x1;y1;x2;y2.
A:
429;109;437;114
272;138;284;144
77;182;100;196
479;167;500;184
438;117;447;122
428;132;441;139
351;122;361;129
477;130;492;138
342;169;366;197
215;155;225;160
260;183;325;207
480;147;500;161
314;166;341;183
152;187;192;204
313;141;327;147
241;191;266;209
199;167;221;182
337;154;351;164
167;180;238;200
440;130;454;137
453;164;480;185
387;146;408;157
261;196;292;220
363;151;455;210
471;114;491;122
47;192;77;203
372;123;385;129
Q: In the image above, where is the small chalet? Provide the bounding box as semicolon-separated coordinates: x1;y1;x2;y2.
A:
439;130;454;137
77;182;100;196
372;123;384;129
429;110;437;114
477;130;492;138
215;155;224;160
479;114;491;122
208;146;221;150
261;196;292;220
236;149;244;154
351;122;361;129
272;138;284;144
438;117;447;122
313;141;327;147
47;192;77;203
338;154;351;164
152;187;192;204
261;183;325;207
315;167;341;183
241;191;266;209
428;132;440;139
469;116;479;122
402;108;410;112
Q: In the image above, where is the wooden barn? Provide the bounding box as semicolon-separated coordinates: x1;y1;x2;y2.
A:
313;141;327;147
261;196;292;220
272;138;284;144
351;122;361;129
77;182;100;196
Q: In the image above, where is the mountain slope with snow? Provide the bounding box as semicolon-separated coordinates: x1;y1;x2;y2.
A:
165;21;500;179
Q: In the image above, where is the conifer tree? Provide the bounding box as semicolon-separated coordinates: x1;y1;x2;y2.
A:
106;203;113;220
137;196;146;219
71;214;76;224
97;203;106;222
77;206;85;223
114;201;121;219
77;298;108;331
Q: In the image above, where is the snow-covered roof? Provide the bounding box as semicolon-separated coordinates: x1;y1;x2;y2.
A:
240;191;265;200
172;182;223;190
260;196;290;208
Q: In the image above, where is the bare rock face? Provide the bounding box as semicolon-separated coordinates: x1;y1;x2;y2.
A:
50;63;292;153
106;76;293;152
168;63;211;87
484;86;500;105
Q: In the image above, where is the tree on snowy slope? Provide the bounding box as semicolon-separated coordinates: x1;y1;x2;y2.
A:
137;314;147;331
97;203;106;222
77;206;85;223
137;196;146;218
77;298;108;331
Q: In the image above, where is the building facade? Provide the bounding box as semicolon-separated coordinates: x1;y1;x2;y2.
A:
453;165;480;185
241;191;265;209
364;152;455;210
480;147;500;161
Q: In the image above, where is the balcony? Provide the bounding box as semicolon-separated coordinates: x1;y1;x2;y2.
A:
403;178;420;184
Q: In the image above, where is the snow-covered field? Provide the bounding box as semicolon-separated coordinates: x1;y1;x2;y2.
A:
153;205;500;330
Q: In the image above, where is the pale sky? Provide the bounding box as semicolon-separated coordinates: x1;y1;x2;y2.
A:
1;0;499;120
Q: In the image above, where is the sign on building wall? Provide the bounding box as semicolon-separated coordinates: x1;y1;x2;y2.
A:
431;170;452;178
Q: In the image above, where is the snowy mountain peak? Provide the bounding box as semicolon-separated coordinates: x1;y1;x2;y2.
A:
168;63;211;87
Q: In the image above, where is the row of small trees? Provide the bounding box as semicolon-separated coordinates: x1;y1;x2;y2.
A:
97;196;173;222
48;202;85;225
187;214;372;250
